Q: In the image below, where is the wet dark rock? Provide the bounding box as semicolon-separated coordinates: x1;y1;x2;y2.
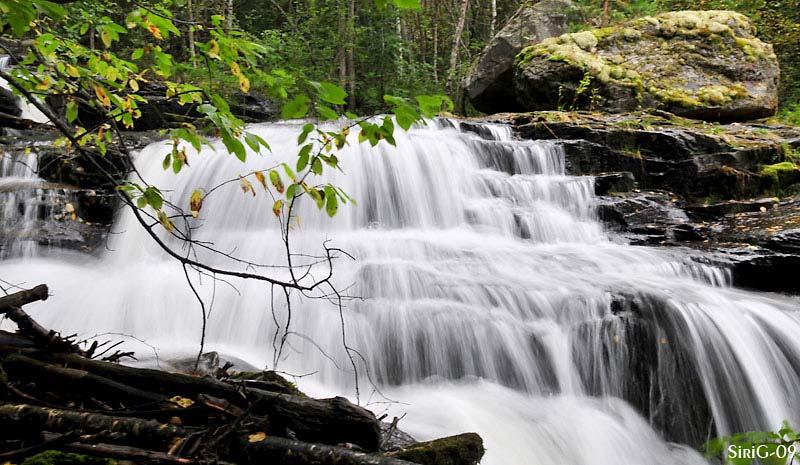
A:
574;293;715;447
76;82;276;131
464;0;578;114
685;197;778;220
380;422;417;452
0;86;21;118
594;171;635;195
508;111;800;200
597;190;698;245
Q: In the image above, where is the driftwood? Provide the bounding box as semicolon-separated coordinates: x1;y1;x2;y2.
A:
0;404;185;448
49;353;381;450
233;435;419;465
0;285;84;354
0;284;485;465
2;354;166;404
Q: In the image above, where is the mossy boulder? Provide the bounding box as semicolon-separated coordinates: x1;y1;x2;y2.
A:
386;432;484;465
513;10;780;122
463;0;579;114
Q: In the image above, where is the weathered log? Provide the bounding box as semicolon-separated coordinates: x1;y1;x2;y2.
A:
1;354;165;404
0;403;185;448
39;434;195;465
0;285;83;354
48;354;381;450
0;284;48;310
385;433;485;465
233;435;419;465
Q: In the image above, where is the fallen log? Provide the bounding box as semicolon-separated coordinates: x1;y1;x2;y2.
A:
0;285;48;310
0;285;84;355
1;354;166;405
233;435;418;465
0;403;185;448
40;435;195;465
47;353;381;450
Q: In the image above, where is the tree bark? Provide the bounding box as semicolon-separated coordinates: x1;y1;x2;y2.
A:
0;403;185;448
0;284;48;310
346;0;356;111
43;354;381;451
233;435;418;465
1;354;166;404
187;0;196;60
446;0;470;94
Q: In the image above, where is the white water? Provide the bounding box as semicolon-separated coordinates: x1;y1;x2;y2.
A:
0;55;50;125
3;120;800;464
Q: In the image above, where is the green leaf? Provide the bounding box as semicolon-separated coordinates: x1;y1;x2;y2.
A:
286;183;299;199
281;94;310;119
416;94;453;117
65;100;78;123
324;186;338;217
296;144;312;171
391;0;421;8
269;170;284;193
282;163;296;181
311;157;323;175
143;187;163;210
298;123;314;144
315;81;347;105
316;103;339;121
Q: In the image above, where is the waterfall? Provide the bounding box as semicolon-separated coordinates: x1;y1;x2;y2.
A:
0;55;50;125
3;119;800;465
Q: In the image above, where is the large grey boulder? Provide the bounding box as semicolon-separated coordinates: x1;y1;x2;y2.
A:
514;10;780;121
464;0;579;114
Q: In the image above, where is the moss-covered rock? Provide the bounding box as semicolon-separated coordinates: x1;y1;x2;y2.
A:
513;10;779;122
385;432;484;465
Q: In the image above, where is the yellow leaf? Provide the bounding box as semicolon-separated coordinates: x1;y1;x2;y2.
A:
248;432;266;443
254;171;267;190
189;189;203;218
230;61;241;76
169;396;195;408
272;199;283;217
238;74;250;93
158;210;175;232
129;79;140;92
146;22;163;40
93;84;111;107
240;176;255;196
66;65;80;78
65;203;75;213
207;39;220;59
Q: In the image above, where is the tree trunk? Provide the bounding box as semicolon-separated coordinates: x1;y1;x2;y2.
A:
225;0;234;31
490;0;496;38
187;0;196;60
432;24;438;83
446;0;470;95
346;0;356;111
338;0;347;91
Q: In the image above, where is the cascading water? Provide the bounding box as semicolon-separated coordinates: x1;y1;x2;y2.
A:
3;119;800;464
0;55;50;125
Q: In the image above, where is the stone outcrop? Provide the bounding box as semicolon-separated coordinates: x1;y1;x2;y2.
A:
463;0;579;114
514;11;780;122
486;110;800;293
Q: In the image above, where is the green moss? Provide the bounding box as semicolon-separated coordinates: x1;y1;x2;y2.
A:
22;451;113;465
387;433;485;465
516;9;769;113
761;161;799;178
